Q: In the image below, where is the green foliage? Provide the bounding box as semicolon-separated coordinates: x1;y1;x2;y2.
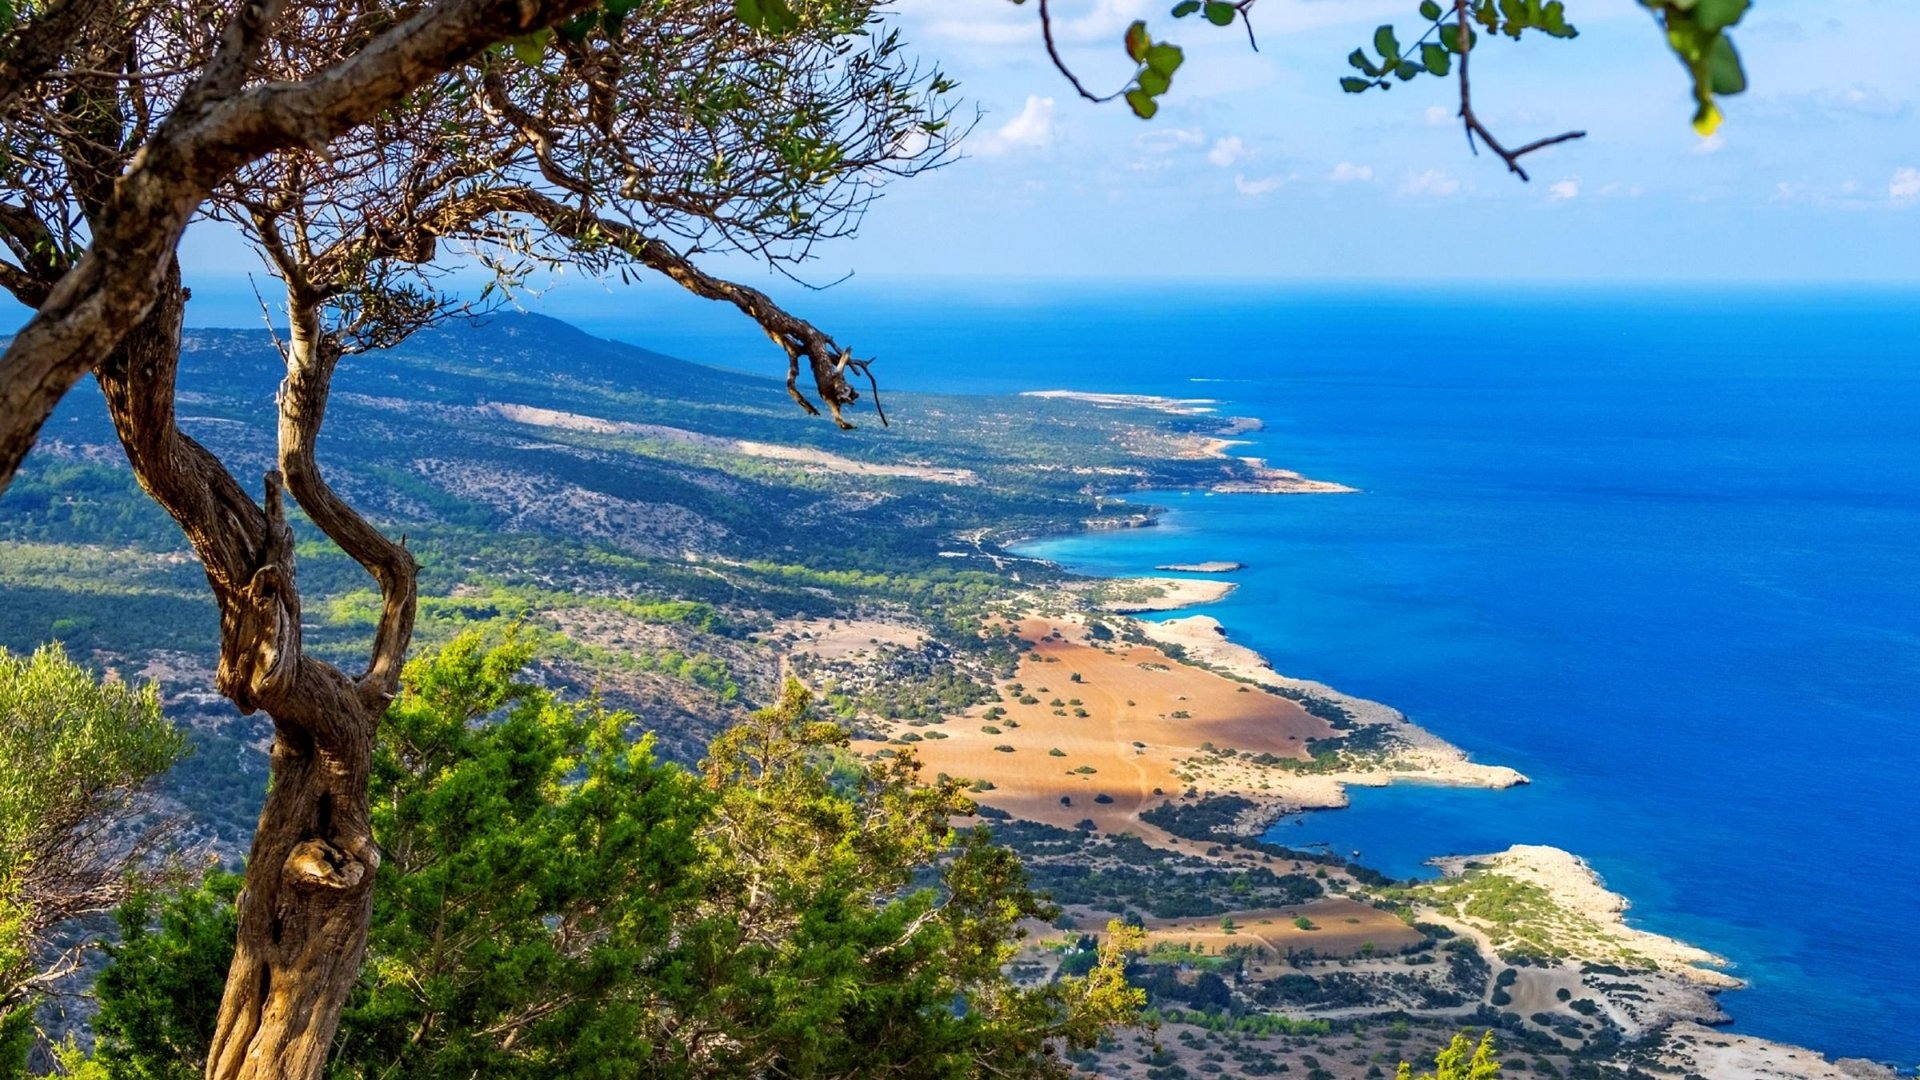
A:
0;642;185;1053
1640;0;1751;133
0;543;214;657
1341;1;1571;95
1117;20;1186;118
1335;0;1748;134
0;1004;32;1080
1397;1030;1502;1080
330;585;723;636
734;0;800;35
330;631;709;1077
83;638;1142;1078
89;874;242;1080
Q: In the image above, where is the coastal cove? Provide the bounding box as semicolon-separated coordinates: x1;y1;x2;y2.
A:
583;284;1919;1067
1012;395;1919;1071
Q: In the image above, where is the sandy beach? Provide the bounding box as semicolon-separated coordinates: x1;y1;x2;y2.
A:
1141;615;1528;792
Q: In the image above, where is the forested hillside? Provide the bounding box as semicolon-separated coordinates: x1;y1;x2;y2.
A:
0;313;1259;846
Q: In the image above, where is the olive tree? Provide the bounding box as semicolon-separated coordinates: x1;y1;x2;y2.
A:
2;0;951;1073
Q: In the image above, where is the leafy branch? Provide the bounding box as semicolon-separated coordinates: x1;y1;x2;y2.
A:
1343;0;1586;182
1018;0;1753;179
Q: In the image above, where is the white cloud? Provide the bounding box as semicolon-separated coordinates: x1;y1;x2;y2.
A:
1548;177;1581;202
977;96;1057;156
1328;161;1374;183
1891;166;1920;203
1692;134;1726;155
1207;136;1247;168
1424;105;1451;128
1233;173;1287;197
1398;169;1460;198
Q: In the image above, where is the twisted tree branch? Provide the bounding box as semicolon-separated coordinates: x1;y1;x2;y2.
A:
278;291;419;705
1454;0;1584;182
498;187;882;429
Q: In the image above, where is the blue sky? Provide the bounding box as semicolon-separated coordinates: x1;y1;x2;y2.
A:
7;0;1919;334
850;0;1920;282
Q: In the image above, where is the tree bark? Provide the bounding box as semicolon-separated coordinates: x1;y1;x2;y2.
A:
202;654;383;1080
91;266;415;1079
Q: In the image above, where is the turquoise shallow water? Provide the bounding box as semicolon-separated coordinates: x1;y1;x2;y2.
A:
590;283;1920;1067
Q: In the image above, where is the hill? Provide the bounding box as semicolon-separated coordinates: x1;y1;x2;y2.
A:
0;312;1272;843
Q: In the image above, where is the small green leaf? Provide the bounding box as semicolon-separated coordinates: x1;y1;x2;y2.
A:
1125;89;1160;118
509;28;551;66
1421;43;1451;75
1539;0;1575;38
1394;61;1421;80
1171;0;1200;15
1339;76;1373;93
1706;34;1745;94
1374;24;1401;59
1349;48;1383;76
1419;0;1443;20
1124;20;1150;61
1144;42;1184;75
734;0;797;33
1203;1;1236;26
1691;0;1750;32
1137;67;1171;96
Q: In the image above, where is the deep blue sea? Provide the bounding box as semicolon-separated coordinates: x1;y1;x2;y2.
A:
579;282;1920;1068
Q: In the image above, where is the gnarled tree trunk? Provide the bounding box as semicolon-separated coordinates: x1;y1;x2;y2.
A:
92;266;415;1079
202;653;383;1080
